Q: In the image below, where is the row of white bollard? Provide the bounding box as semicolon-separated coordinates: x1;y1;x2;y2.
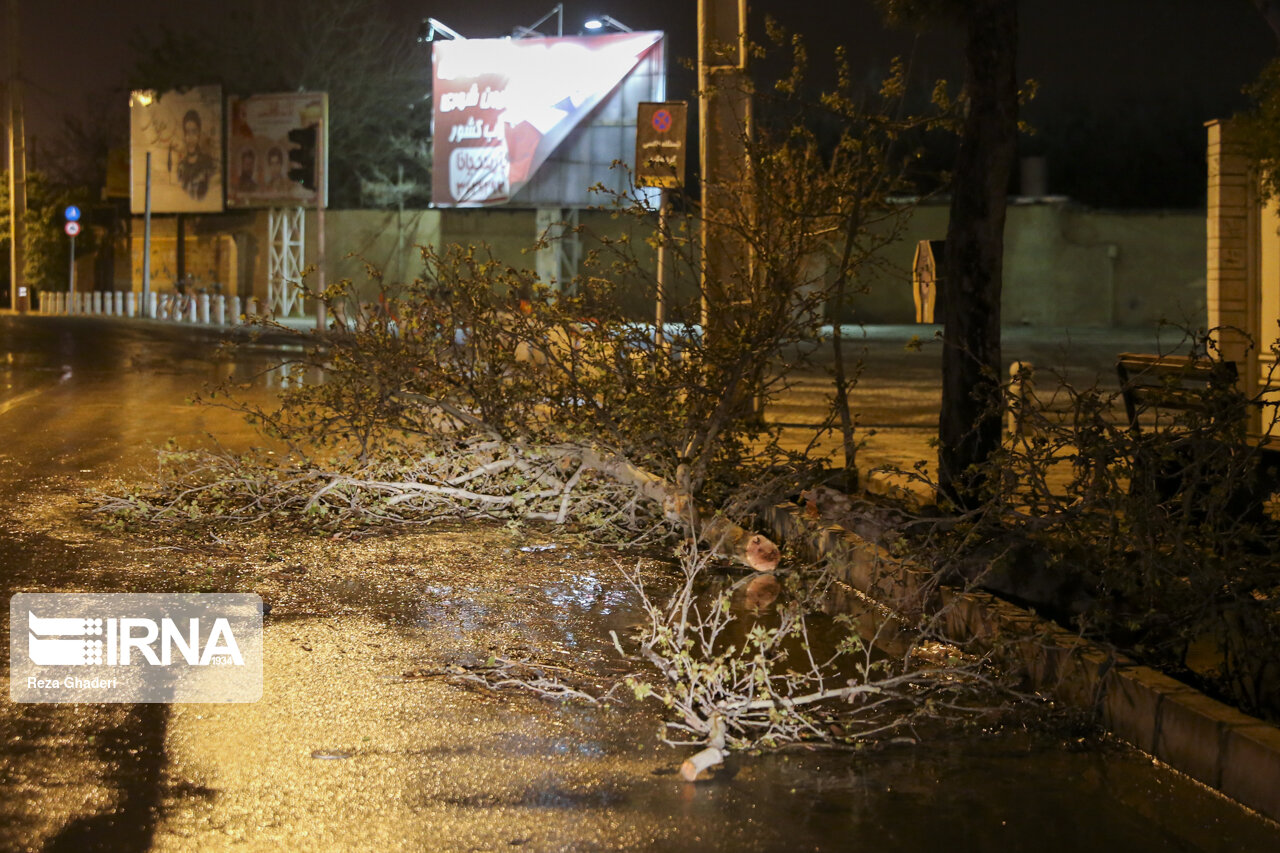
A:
37;291;266;326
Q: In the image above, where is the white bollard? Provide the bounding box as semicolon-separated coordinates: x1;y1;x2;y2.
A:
198;293;211;324
126;292;136;318
147;292;158;319
214;295;226;326
103;292;113;316
188;296;198;323
159;294;171;320
231;295;242;323
92;292;103;314
114;291;124;316
246;297;258;318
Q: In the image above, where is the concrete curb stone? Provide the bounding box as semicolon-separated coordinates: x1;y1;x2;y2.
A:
763;498;1280;824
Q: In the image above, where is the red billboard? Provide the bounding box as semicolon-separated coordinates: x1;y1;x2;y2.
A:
431;32;664;207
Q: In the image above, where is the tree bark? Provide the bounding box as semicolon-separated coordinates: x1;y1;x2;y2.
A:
938;0;1019;509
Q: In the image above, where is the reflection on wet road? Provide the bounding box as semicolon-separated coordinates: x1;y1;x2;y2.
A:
2;316;1278;851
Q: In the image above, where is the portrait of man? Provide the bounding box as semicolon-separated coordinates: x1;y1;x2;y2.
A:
237;148;257;192
177;108;217;201
264;146;287;192
131;85;224;213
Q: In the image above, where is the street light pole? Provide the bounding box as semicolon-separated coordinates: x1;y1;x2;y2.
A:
697;0;751;336
7;0;27;313
143;151;153;316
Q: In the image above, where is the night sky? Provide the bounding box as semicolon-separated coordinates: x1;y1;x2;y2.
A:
12;0;1280;206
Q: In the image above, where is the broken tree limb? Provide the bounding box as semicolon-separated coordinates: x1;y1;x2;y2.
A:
551;446;781;572
336;390;784;570
680;747;725;782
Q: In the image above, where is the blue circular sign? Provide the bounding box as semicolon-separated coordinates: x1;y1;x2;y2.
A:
652;109;673;132
64;205;82;222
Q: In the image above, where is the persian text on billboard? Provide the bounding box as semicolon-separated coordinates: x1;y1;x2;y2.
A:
431;32;663;207
226;93;328;209
130;86;224;214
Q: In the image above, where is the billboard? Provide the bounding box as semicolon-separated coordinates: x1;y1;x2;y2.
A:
432;32;664;208
129;86;224;214
226;92;329;209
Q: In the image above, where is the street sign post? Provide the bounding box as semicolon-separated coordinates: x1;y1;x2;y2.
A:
635;101;688;189
635;102;688;347
64;218;80;297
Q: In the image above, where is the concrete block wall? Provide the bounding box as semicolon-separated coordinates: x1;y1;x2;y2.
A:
850;200;1206;328
115;198;1206;329
1205;120;1254;368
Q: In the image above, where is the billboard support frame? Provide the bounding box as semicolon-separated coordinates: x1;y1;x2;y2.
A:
268;207;305;318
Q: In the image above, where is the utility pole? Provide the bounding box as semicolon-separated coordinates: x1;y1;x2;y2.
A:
7;0;27;312
697;0;751;338
315;120;326;331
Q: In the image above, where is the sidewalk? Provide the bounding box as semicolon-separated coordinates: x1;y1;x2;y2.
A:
768;324;1178;499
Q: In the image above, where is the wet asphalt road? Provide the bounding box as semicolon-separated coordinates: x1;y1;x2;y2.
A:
2;314;1279;852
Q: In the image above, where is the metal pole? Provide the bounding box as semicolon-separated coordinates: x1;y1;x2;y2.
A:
315;121;326;331
68;233;75;297
8;0;27;313
396;163;404;284
697;0;751;334
655;189;667;348
143;151;153;316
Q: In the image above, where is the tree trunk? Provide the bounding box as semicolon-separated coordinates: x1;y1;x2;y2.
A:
938;0;1018;509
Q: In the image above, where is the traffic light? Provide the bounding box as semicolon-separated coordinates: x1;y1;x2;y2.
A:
287;125;318;191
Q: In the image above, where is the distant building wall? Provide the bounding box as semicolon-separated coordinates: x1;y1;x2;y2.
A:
117;198;1204;329
849;200;1206;328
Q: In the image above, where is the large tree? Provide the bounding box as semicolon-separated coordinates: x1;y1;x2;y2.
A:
878;0;1019;509
130;0;431;209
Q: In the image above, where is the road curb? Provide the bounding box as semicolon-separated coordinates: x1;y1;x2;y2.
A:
761;501;1280;824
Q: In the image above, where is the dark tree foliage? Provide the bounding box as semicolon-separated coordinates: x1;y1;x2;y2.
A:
1237;2;1280;200
129;0;432;209
0;171;101;297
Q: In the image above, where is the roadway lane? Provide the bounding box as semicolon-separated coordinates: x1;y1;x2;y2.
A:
2;315;1275;852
